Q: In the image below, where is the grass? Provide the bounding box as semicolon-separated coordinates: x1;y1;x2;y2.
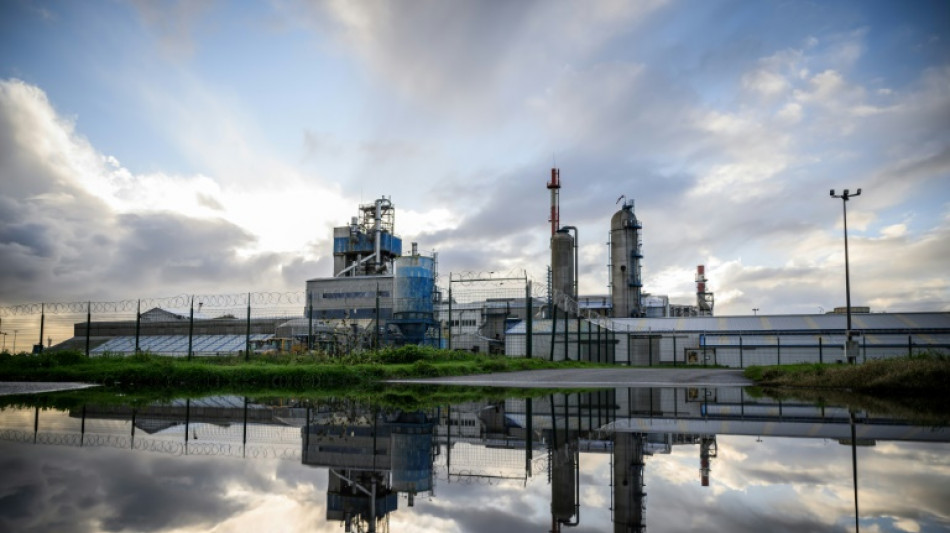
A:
0;345;605;394
744;352;950;394
0;382;591;413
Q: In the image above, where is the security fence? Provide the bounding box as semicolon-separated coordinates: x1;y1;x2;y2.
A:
444;274;615;362
0;293;318;358
612;328;950;368
2;287;946;365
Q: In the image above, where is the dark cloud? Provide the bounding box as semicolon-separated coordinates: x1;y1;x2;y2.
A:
0;441;275;533
0;79;309;304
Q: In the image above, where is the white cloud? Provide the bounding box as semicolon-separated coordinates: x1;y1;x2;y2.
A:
0;79;333;302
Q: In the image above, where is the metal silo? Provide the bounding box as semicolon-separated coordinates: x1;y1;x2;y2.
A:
610;200;643;317
551;228;576;313
390;247;437;345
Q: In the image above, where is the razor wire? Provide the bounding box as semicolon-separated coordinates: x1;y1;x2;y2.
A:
449;269;527;283
0;292;308;316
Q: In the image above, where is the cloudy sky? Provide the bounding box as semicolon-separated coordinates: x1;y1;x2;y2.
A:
1;0;948;315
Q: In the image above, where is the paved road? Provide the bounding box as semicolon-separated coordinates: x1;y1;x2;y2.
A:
0;382;99;396
390;368;751;388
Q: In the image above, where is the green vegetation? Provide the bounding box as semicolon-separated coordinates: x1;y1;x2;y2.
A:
744;352;950;394
0;383;586;413
0;346;604;394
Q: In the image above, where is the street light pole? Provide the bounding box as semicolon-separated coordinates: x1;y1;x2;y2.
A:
831;188;862;364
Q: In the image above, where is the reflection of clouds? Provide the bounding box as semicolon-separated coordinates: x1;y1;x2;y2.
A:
643;435;950;532
1;410;949;532
0;440;329;533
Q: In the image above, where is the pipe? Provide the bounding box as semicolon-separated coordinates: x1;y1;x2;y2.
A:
561;226;579;308
374;197;392;272
336;252;379;277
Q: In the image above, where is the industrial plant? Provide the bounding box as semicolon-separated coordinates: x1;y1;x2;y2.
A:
45;167;949;362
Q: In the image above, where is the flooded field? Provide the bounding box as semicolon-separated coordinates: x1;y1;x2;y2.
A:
0;387;947;532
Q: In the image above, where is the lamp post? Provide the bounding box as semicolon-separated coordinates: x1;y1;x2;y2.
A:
831;188;861;364
752;308;759;316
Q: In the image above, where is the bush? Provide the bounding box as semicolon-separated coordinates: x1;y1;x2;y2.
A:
411;360;440;377
49;349;86;365
377;345;434;364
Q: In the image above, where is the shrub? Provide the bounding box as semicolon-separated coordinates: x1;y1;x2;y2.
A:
50;349;86;365
411;360;440;377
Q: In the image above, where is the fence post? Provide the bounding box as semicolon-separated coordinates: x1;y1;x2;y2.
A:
447;284;453;351
187;296;194;360
777;336;781;366
550;304;557;361
596;321;601;363
135;299;141;354
308;292;314;351
610;327;616;364
37;303;45;353
587;319;593;363
576;315;581;362
563;304;569;361
673;336;677;367
85;302;91;357
374;283;380;349
907;335;912;357
819;336;823;364
245;293;251;361
525;281;532;359
863;335;867;363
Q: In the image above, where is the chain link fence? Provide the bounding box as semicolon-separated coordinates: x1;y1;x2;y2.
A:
0;293;318;357
611;328;950;368
3;285;946;364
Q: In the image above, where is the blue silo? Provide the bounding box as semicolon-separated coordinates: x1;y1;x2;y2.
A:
388;246;439;345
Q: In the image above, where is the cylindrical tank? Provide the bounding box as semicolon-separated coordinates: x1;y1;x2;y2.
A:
391;430;434;493
392;254;435;343
551;229;575;310
610;202;643;318
393;255;435;317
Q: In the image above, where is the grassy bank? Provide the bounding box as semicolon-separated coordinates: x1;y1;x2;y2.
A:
744;353;950;394
0;346;600;393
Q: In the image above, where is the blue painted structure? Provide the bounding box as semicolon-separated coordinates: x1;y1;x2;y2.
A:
333;234;402;257
389;255;438;345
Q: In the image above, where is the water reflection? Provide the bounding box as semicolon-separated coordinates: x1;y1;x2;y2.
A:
0;388;948;532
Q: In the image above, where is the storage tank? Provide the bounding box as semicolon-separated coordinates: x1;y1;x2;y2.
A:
391;430;434;495
391;250;436;344
610;200;643;317
551;228;575;312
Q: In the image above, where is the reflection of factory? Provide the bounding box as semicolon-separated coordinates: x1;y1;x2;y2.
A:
3;390;949;531
301;407;436;532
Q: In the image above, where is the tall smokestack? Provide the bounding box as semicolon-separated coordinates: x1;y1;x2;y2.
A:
547;168;560;236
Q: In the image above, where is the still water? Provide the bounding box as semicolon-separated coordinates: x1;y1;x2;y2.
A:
0;388;947;533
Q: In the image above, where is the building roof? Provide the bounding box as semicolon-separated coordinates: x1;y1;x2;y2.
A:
609;312;950;333
506;312;950;334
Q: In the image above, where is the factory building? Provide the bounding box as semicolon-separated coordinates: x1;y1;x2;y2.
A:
305;198;440;346
505;311;950;365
